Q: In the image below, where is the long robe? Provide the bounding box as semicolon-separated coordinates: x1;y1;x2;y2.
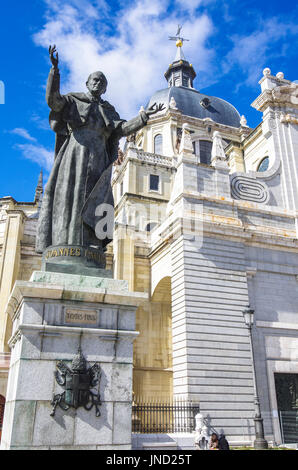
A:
36;68;148;253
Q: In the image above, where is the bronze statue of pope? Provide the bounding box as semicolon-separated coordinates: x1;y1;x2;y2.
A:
36;45;164;255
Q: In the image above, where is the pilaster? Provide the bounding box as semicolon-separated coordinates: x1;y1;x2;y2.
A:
0;209;26;352
252;68;298;211
113;224;135;291
226;143;245;173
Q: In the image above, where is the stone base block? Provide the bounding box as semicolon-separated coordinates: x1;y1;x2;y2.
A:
1;272;147;450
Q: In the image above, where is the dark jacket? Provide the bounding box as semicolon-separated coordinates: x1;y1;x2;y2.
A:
218;435;230;450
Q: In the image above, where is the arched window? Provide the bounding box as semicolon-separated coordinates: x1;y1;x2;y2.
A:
154;134;163;155
257;156;269;172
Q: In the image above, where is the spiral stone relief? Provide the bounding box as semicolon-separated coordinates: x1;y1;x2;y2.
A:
230;175;270;204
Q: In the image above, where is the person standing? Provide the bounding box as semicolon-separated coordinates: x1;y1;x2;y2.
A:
209;432;219;450
218;433;230;450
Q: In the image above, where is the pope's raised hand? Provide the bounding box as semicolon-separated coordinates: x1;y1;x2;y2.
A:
49;44;59;69
145;102;166;116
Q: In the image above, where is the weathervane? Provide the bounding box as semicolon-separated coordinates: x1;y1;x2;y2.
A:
168;24;190;47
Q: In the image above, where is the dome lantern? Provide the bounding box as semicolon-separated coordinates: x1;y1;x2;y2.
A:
146;27;241;128
166;25;196;89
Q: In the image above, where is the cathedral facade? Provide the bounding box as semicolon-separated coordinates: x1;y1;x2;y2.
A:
0;44;298;447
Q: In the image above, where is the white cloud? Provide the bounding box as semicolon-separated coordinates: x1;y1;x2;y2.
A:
10;129;54;173
224;17;298;87
31;114;52;131
10;128;37;142
174;0;215;14
33;0;214;118
16;143;54;172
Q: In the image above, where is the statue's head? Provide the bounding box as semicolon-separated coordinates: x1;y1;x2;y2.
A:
86;71;107;96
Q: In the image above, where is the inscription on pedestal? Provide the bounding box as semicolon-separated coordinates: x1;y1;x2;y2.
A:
44;245;106;265
65;308;98;325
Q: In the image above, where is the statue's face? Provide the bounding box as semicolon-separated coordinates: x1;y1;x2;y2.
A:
86;72;107;96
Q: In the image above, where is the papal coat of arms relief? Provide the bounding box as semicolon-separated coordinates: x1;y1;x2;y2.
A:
50;347;101;417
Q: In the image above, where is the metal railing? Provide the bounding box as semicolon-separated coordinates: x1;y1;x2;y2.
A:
132;397;200;434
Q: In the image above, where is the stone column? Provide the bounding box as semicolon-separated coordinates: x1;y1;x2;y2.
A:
0;209;25;352
113;223;135;291
0;271;146;450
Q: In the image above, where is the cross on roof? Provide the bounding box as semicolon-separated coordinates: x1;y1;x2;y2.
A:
168;24;190;46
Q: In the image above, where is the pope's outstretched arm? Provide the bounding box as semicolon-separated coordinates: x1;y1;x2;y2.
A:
120;103;165;137
46;45;66;112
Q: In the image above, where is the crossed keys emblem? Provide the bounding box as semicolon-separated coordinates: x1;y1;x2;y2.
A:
50;347;101;417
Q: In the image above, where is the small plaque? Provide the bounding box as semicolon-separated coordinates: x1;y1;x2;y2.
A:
65;308;98;325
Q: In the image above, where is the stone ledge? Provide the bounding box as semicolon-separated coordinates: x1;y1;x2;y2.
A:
256;321;298;331
142;441;178;449
31;270;127;290
18;323;139;338
5;278;148;322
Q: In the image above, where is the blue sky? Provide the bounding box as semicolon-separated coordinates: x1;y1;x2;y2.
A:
1;0;298;201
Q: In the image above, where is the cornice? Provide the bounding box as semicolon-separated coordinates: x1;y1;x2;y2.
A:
252;84;298;112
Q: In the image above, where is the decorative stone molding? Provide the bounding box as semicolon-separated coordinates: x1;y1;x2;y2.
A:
130;148;173;168
252;82;298;111
230;175;270;204
240;115;248;127
248;158;281;181
263;67;271;77
246;267;257;279
272;83;298;105
169;96;178;110
280;113;298;125
256;321;298;331
251;90;273;111
276;72;284;80
7;329;21;349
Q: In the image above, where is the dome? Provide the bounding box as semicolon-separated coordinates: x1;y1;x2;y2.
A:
147;86;241;128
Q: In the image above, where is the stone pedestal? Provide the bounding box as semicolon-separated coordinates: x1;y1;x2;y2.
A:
0;271;146;450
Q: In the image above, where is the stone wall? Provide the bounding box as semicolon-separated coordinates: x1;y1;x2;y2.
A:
170;233;256;441
246;246;298;442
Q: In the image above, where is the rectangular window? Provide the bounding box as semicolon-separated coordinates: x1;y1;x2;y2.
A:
149;174;159;191
199;140;212;165
182;74;189;87
274;373;298;444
